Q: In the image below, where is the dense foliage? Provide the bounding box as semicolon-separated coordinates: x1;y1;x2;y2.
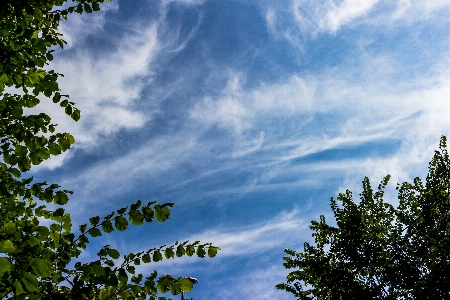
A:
277;136;450;299
0;1;219;299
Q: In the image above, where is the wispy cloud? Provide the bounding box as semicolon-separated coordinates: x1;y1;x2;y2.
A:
392;0;450;20
270;0;450;42
326;0;379;32
291;0;379;35
292;0;379;34
35;2;205;169
190;209;307;256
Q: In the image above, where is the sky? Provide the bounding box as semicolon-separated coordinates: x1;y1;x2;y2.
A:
30;0;450;299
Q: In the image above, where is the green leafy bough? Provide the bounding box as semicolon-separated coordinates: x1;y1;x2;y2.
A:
277;136;450;299
0;0;219;299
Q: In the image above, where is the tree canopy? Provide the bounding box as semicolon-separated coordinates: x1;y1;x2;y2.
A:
277;136;450;299
0;1;219;299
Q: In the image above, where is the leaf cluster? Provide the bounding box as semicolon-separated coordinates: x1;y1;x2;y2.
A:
277;136;450;299
0;1;220;299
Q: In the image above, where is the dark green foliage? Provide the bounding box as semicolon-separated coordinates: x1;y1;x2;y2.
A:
0;1;219;299
277;136;450;299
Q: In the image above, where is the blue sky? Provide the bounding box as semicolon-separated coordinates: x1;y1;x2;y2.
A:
32;0;450;298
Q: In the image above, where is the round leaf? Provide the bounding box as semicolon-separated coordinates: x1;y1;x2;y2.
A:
115;216;128;231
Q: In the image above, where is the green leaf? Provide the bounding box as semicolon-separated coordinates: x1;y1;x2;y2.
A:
89;216;100;226
49;143;61;155
79;224;87;233
33;8;43;20
66;133;75;145
14;74;23;85
54;191;69;205
142;253;151;263
153;250;163;262
84;3;93;13
65;105;73;115
92;2;101;11
99;288;110;300
76;4;83;14
30;258;52;277
115;216;128;231
88;228;102;237
0;240;16;253
58;138;70;151
117;206;128;214
176;245;185;257
208;246;220;258
0;223;16;235
196;245;206;258
0;257;11;275
186;244;195;257
117;290;130;298
105;259;115;267
28;72;40;84
18;159;31;172
108;248;120;259
60;99;69;107
164;248;175;259
118;268;128;282
157;275;176;294
130;200;142;210
0;74;8;84
129;210;144;226
53;208;65;217
142;206;154;222
15;144;28;157
126;265;135;274
91;263;105;276
101;220;114;233
178;278;194;292
13;281;25;295
22;272;39;292
53;92;61;103
155;205;171;222
10;168;21;178
72;108;81;121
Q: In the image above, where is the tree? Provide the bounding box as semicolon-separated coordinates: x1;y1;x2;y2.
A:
277;136;450;299
0;1;219;299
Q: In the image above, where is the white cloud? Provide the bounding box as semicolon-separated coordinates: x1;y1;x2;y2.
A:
291;0;378;35
191;209;307;256
58;130;200;205
286;0;450;38
326;0;379;32
32;0;207;170
33;23;160;169
232;131;265;158
191;96;251;134
57;24;159;106
393;0;450;20
190;74;317;136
